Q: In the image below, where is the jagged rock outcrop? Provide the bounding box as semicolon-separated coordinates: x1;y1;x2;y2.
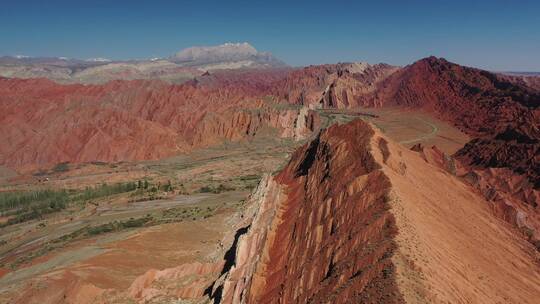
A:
277;57;539;192
370;57;540;249
0;75;319;172
377;56;540;136
455;126;540;188
274;63;400;108
128;261;225;301
212;119;540;303
213;120;402;303
191;105;320;148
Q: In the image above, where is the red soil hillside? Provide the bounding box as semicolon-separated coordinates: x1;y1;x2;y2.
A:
378;56;539;136
211;119;540;303
380;57;540;188
0;73;320;172
374;57;540;247
274;57;539;190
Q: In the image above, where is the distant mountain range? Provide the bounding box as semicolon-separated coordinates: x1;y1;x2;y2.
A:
169;42;285;68
0;43;286;84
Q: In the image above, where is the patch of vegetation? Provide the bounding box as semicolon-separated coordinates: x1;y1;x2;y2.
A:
6;215;154;269
0;189;69;227
159;205;217;223
86;216;152;236
52;162;70;173
129;179;171;201
32;170;49;177
198;185;213;193
198;183;236;194
76;182;137;202
238;174;260;181
0;181;144;227
160;180;174;192
237;174;261;190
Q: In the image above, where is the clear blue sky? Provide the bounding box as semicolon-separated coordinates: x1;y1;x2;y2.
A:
1;0;539;71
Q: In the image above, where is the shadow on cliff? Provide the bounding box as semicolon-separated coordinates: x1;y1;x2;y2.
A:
205;224;251;302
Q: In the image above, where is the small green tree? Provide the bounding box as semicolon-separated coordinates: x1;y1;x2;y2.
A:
144;180;149;189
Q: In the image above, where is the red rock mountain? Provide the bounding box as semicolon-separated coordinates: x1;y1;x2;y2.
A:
0;72;320;171
209;120;540;303
1;57;538;242
273;62;399;108
3;57;537;179
370;57;540;247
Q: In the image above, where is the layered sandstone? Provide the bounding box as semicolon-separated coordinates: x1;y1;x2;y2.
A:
212;120;540;303
0;75;319;172
375;57;539;192
275;57;539;191
274;63;400;108
213;120;401;303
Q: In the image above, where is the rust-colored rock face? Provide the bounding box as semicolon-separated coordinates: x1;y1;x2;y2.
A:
455;126;540;188
215;120;404;303
274;63;400;108
254;121;400;303
0;74;320;171
4;56;536;183
213;120;540;304
378;57;539;135
378;57;540;188
273;56;539;194
272;57;540;250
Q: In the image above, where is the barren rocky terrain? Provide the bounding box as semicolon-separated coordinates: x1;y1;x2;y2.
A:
0;54;539;303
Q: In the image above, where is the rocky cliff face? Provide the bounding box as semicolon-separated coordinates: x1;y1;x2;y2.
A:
377;57;539;136
213;120;402;303
274;57;539;209
370;57;540;247
374;57;540;187
211;119;540;303
0;75;320;172
274;62;400;108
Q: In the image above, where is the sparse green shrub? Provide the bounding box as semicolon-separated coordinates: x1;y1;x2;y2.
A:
0;189;69;226
87;223;114;235
160;180;173;192
122;216;151;228
52;162;70;173
33;170;48;177
198;184;235;194
76;182;137;202
199;186;213;193
215;184;235;193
